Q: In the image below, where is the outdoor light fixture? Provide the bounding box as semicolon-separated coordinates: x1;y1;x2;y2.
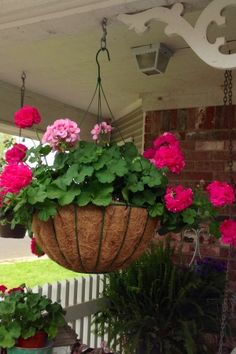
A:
131;43;173;75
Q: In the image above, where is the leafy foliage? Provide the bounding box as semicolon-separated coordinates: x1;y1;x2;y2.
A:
2;140;221;236
0;290;66;348
5;141;170;230
95;244;226;354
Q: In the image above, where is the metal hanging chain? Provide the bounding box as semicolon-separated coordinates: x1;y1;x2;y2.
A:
101;17;108;50
20;71;26;108
79;18;110;127
218;69;234;354
79;18;125;143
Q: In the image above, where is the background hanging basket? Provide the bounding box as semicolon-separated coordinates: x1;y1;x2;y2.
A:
32;204;158;273
0;222;26;239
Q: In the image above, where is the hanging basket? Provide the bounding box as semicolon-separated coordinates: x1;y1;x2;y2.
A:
0;221;26;239
32;204;158;273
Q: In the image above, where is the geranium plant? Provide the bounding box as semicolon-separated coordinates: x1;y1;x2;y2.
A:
0;106;235;249
0;285;66;349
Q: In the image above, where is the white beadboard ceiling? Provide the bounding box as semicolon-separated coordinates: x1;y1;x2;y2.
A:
0;0;235;120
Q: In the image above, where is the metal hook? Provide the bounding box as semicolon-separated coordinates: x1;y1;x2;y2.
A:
95;48;110;82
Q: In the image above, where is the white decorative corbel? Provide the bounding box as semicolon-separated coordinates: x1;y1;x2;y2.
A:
117;0;236;70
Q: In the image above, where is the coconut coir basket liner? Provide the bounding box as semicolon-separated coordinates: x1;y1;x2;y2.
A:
32;204;157;273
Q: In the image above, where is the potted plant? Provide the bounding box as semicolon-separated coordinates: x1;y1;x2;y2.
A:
0;285;66;353
0;106;235;273
94;243;227;354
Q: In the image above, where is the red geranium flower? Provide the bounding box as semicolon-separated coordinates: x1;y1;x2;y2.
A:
0;163;32;194
0;285;7;293
153;132;180;149
164;185;193;213
5;143;28;164
154;145;185;174
14;105;41;129
31;237;45;257
8;286;25;294
220;219;236;247
206;180;235;207
143;147;155;160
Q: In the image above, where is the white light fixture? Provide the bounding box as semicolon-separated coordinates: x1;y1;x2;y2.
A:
131;43;173;75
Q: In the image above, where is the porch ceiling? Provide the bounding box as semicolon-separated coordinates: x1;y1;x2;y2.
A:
0;0;235;120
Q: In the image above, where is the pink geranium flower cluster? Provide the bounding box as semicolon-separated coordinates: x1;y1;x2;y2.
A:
206;180;235;207
164;185;193;212
91;121;112;141
42;118;80;151
143;132;185;174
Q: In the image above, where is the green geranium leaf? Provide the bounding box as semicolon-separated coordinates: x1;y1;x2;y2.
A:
131;158;143;172
127;174;144;192
27;186;47;204
38;203;57;221
109;159;128;177
38;145;52;156
76;191;92;206
121;187;129;202
58;186;81;206
0;326;19;348
92;185;113;206
0;301;15;315
63;164;79;185
21;326;36;339
93;151;112;170
148;203;164;217
74;166;94;183
142;173;162;187
96;169;116;183
121;142;138;161
132;190;156;207
182;208;197;225
47;185;65;199
52;178;67;191
209;221;221;238
129;181;144;193
54;152;69;169
77;142;98;163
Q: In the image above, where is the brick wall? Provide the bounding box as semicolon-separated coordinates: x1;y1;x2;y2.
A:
145;105;236;351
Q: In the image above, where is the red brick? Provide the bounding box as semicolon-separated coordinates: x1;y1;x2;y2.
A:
220;247;229;258
182;171;213;181
185;151;212;160
195;140;224;151
169;109;178;130
185;161;195;170
229;281;236;291
224;140;236;151
180;140;195;150
194;161;212;171
212;151;230;160
213;161;225;171
200;245;221;257
187;108;196;130
229;270;236;281
213;171;236;181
